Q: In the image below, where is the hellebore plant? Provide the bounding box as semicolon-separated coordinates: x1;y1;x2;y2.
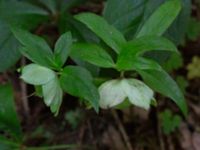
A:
12;0;187;116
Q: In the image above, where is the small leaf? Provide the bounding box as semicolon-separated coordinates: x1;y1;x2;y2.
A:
99;79;154;110
117;36;178;70
136;0;181;37
12;28;55;68
160;109;182;135
137;69;187;116
21;64;56;85
54;32;73;67
0;84;22;140
70;43;115;68
42;77;63;116
74;13;126;53
60;66;99;112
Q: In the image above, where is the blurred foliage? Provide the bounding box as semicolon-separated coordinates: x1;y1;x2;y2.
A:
159;109;182;135
187;56;200;79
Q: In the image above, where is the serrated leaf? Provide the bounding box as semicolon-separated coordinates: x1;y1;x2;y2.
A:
70;43;115;68
42;77;63;116
54;32;73;67
60;66;99;112
136;0;181;37
21;64;56;85
12;28;56;68
137;69;187;116
0;84;22;140
117;36;178;70
74;13;126;53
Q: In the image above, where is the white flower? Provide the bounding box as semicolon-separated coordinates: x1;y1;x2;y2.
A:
99;78;154;110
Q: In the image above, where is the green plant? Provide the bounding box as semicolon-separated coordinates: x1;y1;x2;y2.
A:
0;0;193;148
10;0;187;116
159;109;182;135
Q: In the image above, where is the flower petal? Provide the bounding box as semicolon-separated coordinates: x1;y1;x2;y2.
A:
99;80;126;109
121;79;154;109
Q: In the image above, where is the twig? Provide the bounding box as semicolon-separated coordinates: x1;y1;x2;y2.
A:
20;57;30;117
111;110;133;150
156;109;165;150
186;93;199;101
87;120;98;150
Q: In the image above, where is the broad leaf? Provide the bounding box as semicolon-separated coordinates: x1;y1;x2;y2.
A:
0;20;21;72
0;84;22;140
42;77;63;116
12;28;56;68
166;0;191;44
103;0;146;33
60;66;99;112
74;13;126;53
70;43;115;68
117;36;178;70
137;69;187;116
54;32;73;67
136;0;181;37
21;64;56;85
129;57;162;71
0;0;48;28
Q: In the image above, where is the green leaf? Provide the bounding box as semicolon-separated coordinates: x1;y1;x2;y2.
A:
60;0;85;13
70;43;115;68
42;77;63;116
12;28;55;68
54;32;73;67
117;36;178;70
160;109;182;135
103;0;146;33
136;0;181;37
130;57;162;71
165;0;191;44
74;13;126;53
0;84;22;140
60;66;99;112
186;17;200;41
0;135;20;150
162;53;183;72
0;0;48;28
38;0;57;15
137;69;187;116
0;20;21;72
21;64;56;85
